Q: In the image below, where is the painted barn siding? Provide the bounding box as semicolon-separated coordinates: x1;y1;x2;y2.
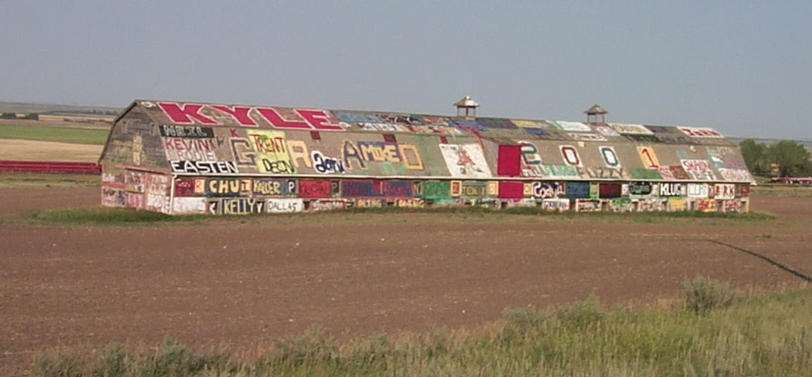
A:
99;100;754;215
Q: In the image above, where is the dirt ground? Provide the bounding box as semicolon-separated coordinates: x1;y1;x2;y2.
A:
0;187;810;373
0;139;103;162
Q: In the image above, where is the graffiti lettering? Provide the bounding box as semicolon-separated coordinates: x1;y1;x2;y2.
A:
355;199;385;208
174;178;196;197
124;192;144;209
577;166;627;179
461;182;487;197
341;180;378;197
357;122;405;132
542;198;570;212
626;182;651;197
608;199;633;212
678;127;723;138
394;199;425;208
599;146;620;167
659;183;685;197
230;138;256;166
261;159;295;174
637;146;659;168
637;198;667;212
560;145;581;166
170;160;239;174
250;133;286;153
721;199;744;213
266;198;304;213
163;137;217;161
712;184;736;199
219;198;264;215
158;103;217;124
519;141;543;177
542;164;580;178
687;183;709;198
680;159;717;181
422;181;451;200
205;178;251;197
286;140;311;168
575;199;602;212
159;124;214;138
253;178;296;196
342;140;423;171
210;105;257;126
125;171;145;192
532;182;565;199
383;180;413;197
568;133;606;142
312;151;346;174
298;179;332;198
657;165;691;180
172;197;207;214
611;123;653;135
309;199;348;211
697;199;716;212
718;168;752;182
145;193;170;214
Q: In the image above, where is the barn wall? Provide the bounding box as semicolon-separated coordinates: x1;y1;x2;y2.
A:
100;100;754;214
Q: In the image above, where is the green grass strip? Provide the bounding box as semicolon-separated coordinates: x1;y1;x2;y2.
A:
0;124;108;145
27;207;206;226
25;205;774;226
28;286;812;377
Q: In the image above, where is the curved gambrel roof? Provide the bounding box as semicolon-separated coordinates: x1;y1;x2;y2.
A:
100;100;753;183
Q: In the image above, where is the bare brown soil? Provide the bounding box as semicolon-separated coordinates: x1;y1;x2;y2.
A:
0;188;810;373
0;139;103;162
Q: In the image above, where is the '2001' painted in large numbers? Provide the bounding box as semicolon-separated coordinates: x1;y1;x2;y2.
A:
560;145;581;166
599;146;620;168
637;146;659;168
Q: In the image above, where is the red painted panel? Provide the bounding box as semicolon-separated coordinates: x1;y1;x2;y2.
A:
498;181;524;199
598;183;622;198
497;145;521;177
298;179;332;198
174;178;196;197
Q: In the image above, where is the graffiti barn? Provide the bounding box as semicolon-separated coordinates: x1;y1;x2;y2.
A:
99;99;754;214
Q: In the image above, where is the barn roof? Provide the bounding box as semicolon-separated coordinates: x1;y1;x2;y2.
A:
100;99;754;183
121;99;733;143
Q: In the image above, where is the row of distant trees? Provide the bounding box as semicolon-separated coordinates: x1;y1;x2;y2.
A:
0;112;38;120
739;139;812;177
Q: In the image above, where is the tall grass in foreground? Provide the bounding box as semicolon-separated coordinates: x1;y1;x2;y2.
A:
27;280;810;377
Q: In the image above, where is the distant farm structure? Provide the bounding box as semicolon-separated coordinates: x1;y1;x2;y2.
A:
99;99;754;214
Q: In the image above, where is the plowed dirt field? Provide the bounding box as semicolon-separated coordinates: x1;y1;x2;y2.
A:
1;186;810;373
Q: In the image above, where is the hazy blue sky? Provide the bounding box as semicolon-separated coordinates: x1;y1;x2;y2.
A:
1;1;810;139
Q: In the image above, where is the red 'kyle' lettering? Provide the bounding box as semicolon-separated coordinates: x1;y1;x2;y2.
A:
158;103;217;124
211;105;256;126
256;107;310;129
297;109;343;130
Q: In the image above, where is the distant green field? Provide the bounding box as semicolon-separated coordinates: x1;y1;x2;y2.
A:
0;124;108;145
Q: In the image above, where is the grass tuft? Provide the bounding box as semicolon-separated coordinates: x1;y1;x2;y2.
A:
27;207;206;226
267;325;338;367
682;276;738;314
